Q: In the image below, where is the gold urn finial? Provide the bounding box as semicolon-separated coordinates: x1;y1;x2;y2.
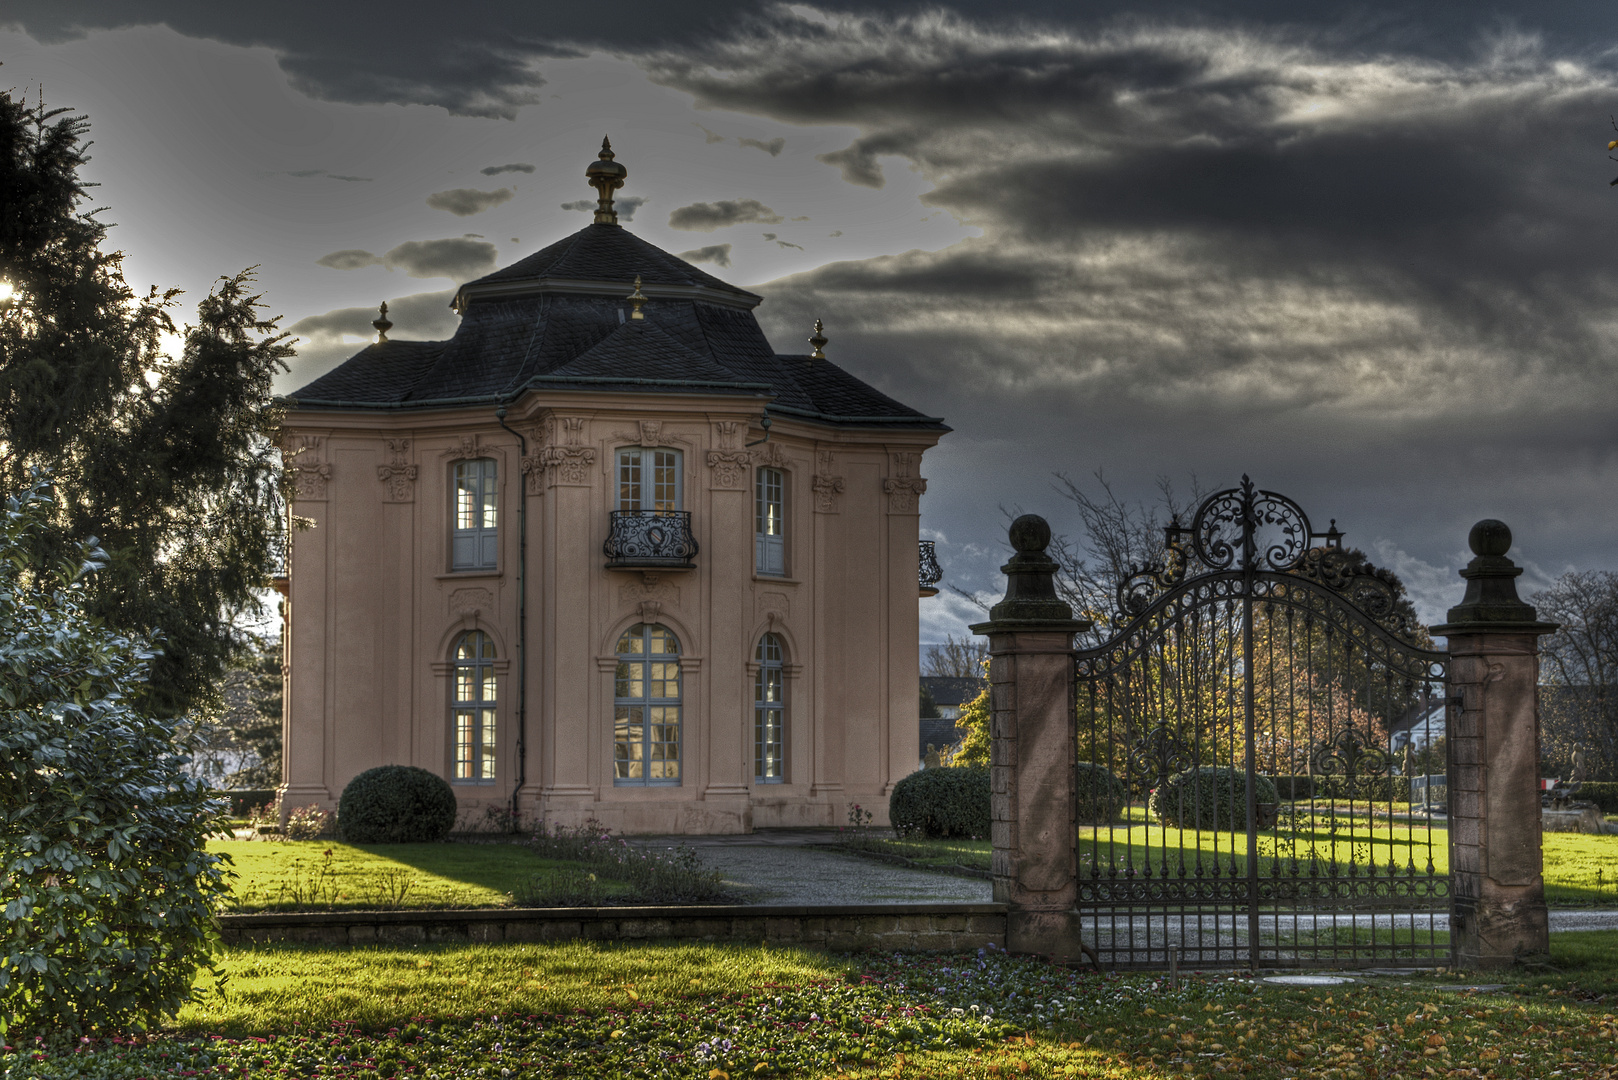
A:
808;318;827;360
627;274;647;320
372;301;393;343
585;135;628;226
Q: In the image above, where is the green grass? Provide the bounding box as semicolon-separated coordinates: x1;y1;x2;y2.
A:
857;815;1618;906
215;839;629;911
13;932;1618;1078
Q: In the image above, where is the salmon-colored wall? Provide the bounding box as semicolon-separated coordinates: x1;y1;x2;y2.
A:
279;394;940;834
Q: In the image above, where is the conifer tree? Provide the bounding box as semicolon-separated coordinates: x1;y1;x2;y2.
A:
0;89;292;717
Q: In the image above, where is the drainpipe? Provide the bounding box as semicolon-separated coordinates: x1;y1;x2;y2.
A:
495;407;528;829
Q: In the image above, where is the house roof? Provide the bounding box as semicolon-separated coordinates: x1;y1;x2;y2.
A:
285;221;946;431
921;676;988;708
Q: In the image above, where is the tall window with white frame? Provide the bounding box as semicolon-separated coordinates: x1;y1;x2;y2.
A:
617;447;681;511
614;623;682;785
754;633;785;783
452;631;497;783
755;467;785;575
452;458;498;570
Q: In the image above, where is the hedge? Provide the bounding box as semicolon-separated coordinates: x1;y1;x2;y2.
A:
1149;767;1279;830
217;788;277;816
1578;782;1618;814
889;765;990;840
338;765;458;843
1076;762;1128;824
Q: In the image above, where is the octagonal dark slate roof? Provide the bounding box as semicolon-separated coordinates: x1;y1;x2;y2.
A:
286;223;945;431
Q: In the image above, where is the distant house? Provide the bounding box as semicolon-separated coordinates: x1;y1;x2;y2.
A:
1388;694;1446;755
921;676;987;721
275;140;948;834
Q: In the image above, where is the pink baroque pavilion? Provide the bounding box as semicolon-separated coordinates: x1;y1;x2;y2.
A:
275;141;949;833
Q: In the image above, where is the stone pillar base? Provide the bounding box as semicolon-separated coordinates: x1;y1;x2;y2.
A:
1008;909;1094;966
1454;892;1550;968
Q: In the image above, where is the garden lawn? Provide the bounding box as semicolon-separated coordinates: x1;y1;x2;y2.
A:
16;934;1618;1078
854;822;1618;905
214;839;629;911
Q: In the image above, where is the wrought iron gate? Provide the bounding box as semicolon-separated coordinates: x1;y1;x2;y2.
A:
1073;478;1450;969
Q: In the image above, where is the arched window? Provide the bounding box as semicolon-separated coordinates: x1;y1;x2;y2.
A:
755;467;785;576
754;633;785;783
452;458;498;570
453;631;497;782
614;623;681;785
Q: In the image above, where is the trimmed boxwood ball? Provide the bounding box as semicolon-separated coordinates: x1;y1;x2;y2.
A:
1076;762;1128;824
890;765;990;839
1148;766;1279;830
339;765;459;843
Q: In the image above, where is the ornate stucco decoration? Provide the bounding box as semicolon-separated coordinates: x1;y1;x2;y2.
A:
377;437;418;502
752;441;788;471
706;449;751;489
440;433;481;462
449;587;495;627
538;415;595;488
883;451;927;514
714;421;741;450
283;435;331;501
613;419;692;449
619;576;681;612
812;450;845;513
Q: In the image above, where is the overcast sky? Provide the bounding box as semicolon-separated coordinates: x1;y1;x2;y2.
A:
4;1;1617;641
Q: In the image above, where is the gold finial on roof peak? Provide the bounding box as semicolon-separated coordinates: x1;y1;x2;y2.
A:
373;301;393;344
586;135;628;225
808;318;827;360
628;274;646;320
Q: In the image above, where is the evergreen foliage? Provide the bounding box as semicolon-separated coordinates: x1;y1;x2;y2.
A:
888;765;990;839
1074;761;1127;824
0;90;292;718
1148;766;1279;830
0;481;230;1038
338;766;458;843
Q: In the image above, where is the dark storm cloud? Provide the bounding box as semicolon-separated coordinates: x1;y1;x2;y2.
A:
315;249;383;271
383;238;499;280
315;239;498;280
668;198;783;231
678;243;734;267
738;136;786;156
481;163;537;175
426;187;515;216
560;196;645;220
761;233;804;250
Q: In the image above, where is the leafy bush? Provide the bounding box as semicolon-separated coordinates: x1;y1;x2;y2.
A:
1076;762;1128;824
1148;767;1279;830
221;789;278;816
889;765;991;839
1312;775;1414;803
1580;782;1618;814
284;804;333;841
1267;774;1316;801
523;820;728;904
338;766;457;843
0;480;231;1038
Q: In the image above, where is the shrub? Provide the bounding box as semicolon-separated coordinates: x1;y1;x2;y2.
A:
338;766;457;843
889;765;990;839
524;819;728;904
1148;767;1279;830
1076;762;1128;824
284;804;333;841
221;788;278;816
1268;774;1315;801
1580;782;1618;814
0;480;231;1038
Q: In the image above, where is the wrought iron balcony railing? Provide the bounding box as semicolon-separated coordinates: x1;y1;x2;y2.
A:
604;510;699;570
919;540;942;597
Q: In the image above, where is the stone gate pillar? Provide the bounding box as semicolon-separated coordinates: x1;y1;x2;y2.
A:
971;515;1091;961
1431;520;1558;969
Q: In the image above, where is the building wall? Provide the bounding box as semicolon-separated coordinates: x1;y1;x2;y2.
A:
279;394;940;834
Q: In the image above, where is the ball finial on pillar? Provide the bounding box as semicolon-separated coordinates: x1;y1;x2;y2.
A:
1469;519;1512;558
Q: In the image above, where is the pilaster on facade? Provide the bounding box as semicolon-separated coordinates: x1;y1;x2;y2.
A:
538;415;596;489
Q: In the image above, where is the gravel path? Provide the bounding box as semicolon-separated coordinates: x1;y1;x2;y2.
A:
630;830;991;906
